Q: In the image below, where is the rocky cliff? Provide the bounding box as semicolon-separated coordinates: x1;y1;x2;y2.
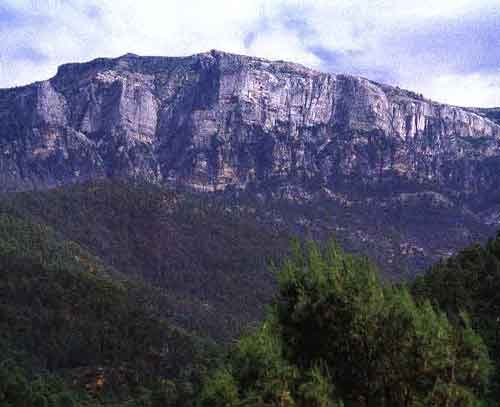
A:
1;50;499;273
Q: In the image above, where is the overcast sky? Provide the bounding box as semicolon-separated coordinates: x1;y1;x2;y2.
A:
1;0;499;107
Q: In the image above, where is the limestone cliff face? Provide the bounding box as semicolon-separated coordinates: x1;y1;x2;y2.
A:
1;50;499;195
1;50;499;272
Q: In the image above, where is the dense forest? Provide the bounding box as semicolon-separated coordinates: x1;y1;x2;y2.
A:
0;212;218;406
199;240;492;406
1;181;499;405
0;180;290;340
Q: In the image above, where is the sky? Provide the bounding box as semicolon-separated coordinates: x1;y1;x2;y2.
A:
1;0;499;107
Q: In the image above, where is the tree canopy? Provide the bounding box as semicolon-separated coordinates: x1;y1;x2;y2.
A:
200;240;491;406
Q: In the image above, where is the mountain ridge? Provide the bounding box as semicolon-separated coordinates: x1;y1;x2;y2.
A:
5;49;500;113
1;49;499;193
1;50;499;272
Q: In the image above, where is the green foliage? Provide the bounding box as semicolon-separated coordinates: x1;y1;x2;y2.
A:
198;369;240;407
298;365;341;407
412;232;500;403
0;359;90;407
200;240;491;406
0;179;289;340
1;179;498;406
0;212;216;406
231;320;298;404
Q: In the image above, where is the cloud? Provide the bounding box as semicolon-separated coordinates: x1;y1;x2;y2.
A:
414;72;500;107
0;0;498;107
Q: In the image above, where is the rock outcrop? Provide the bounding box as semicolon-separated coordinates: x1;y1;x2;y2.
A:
1;50;499;273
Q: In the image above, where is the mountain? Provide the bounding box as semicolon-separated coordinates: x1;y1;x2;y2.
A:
0;50;499;272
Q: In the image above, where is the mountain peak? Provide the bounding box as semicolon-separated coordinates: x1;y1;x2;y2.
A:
119;52;140;58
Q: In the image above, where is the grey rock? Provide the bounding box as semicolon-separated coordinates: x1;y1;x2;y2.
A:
1;49;499;273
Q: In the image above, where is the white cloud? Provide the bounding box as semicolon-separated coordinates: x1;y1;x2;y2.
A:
0;0;499;107
246;26;322;68
406;72;500;108
0;0;269;86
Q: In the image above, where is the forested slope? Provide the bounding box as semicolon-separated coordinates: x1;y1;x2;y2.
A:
0;212;216;406
1;180;290;340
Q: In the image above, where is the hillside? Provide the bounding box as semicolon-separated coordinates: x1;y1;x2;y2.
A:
2;182;500;405
0;180;290;340
0;212;215;406
0;178;492;345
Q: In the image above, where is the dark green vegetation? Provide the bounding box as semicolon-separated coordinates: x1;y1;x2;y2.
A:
413;232;500;403
0;212;217;406
200;241;491;406
1;179;499;405
233;184;492;278
1;180;289;340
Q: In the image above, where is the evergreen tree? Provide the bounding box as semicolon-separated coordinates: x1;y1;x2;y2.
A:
200;240;491;406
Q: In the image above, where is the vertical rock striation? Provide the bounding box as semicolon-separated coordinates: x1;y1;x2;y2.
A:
1;50;499;272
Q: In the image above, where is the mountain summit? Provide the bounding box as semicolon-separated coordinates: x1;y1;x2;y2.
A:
0;50;499;272
1;50;499;193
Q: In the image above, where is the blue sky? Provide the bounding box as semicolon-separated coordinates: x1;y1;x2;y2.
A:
1;0;499;107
